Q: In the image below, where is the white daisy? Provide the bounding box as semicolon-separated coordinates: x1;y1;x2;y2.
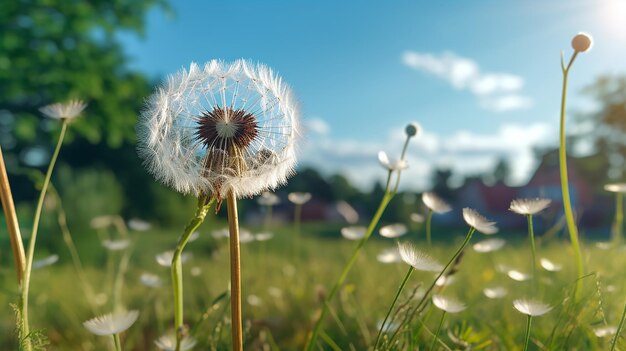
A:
288;192;312;205
432;295;466;313
341;226;366;240
472;238;506;253
509;198;551;215
422;192;451;214
378;151;408;172
397;242;443;272
462;208;498;235
83;310;139;336
512;299;552;316
379;223;408;238
39;99;87;120
137;60;300;198
604;183;626;193
155;333;197;351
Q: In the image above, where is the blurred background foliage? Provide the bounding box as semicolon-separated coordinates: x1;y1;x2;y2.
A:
0;0;624;241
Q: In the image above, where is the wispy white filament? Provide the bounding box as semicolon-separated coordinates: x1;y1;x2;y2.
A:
422;192;451;214
509;198;551;215
83;310;139;336
39;99;87;120
397;242;443;272
462;208;498;234
513;299;552;316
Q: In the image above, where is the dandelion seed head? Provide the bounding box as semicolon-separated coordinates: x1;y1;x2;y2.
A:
410;213;424;223
102;239;131;251
377;248;402;264
39;99;86;120
288;192;312;205
540;258;562;272
83;310;139;336
473;238;506;253
155;333;197;351
604;183;626;193
509;198;551;215
140;273;162;288
137;60;299;199
405;122;421;137
128;218;151;231
507;269;531;282
255;232;274;241
422;192;451;214
398;242;443;272
432;295;466;313
258;191;280;206
462;208;498;234
156;251;191;267
593;326;617;337
513;299;552;316
483;287;507;299
571;32;593;53
341;226;366;240
378;151;408;171
379;223;408;238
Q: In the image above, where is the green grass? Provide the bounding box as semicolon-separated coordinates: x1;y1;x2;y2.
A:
1;221;625;350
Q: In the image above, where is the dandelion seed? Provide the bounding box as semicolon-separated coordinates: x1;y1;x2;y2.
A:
571;32;593;53
39;99;87;120
378;151;408;171
140;273;162;288
513;299;552;316
473;238;505;253
379;223;408;238
128;218;151;231
137;60;299;199
155;251;191;267
247;294;263;306
83;310;139;336
377;248;402;264
435;275;456;287
410;213;424;223
341;226;366;240
32;254;59;269
540;258;562;272
288;192;312;205
422;192;451;214
507;269;531;282
102;239;130;251
397;242;443;272
604;183;626;193
593;326;617;337
462;208;498;234
258;192;280;206
432;295;466;313
155;333;197;351
255;232;274;241
509;198;551;215
483;287;507;299
336;201;359;224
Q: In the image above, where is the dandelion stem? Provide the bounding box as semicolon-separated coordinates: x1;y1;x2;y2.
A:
426;209;434;247
429;311;446;351
294;203;302;258
522;315;532;351
113;333;122;351
559;51;584;298
613;192;624;244
374;267;414;349
171;196;213;351
20;120;68;351
0;145;25;284
610;301;626;351
527;215;537;285
227;191;243;351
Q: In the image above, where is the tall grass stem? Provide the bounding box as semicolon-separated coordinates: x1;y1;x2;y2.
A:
522;315;532;351
0;145;25;284
429;311;446;351
374;267;414;349
227;191;243;351
610;301;626;351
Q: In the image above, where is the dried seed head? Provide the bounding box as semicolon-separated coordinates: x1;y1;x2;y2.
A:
571;32;593;53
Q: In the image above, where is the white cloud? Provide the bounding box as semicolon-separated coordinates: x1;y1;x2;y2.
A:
402;51;532;112
305;118;330;135
299;122;554;191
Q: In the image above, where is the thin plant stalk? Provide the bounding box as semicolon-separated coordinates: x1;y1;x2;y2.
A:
559;51;584;297
227;190;243;351
305;135;412;351
20;120;68;351
612;192;624;244
610;301;626;351
112;246;133;311
113;333;122;351
522;315;532;351
429;311;446;351
425;209;434;246
374;267;414;349
527;215;537;285
0;145;26;284
171;196;213;351
293;202;303;257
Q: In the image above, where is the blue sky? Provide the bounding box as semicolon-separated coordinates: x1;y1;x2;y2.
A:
119;0;626;190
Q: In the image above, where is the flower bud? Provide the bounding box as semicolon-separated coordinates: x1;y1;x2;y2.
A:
405;122;421;137
571;32;592;53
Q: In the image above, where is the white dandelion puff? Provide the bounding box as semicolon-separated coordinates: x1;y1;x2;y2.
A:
432;295;466;313
137;60;300;199
255;232;274;241
604;183;626;193
483;287;507;299
593;326;617;337
377;248;402;264
472;238;506;253
509;198;551;215
258;192;280;206
288;192;312;205
507;269;532;282
140;273;162;288
379;223;408;238
39;99;87;120
435;275;456;287
128;218;152;231
462;208;498;234
422;192;451;214
378;151;408;171
155;333;197;351
513;299;552;316
239;229;255;243
247;294;263;306
102;239;131;251
341;226;366;240
410;213;424;223
336;201;359;224
540;258;562;272
397;242;443;272
211;228;230;239
83;310;139;336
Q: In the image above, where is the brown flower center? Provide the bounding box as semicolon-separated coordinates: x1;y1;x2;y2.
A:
195;107;258;151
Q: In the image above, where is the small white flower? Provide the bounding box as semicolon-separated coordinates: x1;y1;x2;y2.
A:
102;239;131;251
509;198;551;215
288;192;312;205
83;310;139;336
422;192;451;214
258;192;280;206
379;223;408;238
155;333;197;351
410;213;424;223
397;242;443;272
137;60;300;198
540;258;562;272
128;218;151;231
604;183;626;193
472;238;505;253
140;273;162;288
593;326;617;337
378;151;408;171
432;295;466;313
341;226;366;240
513;299;552;316
33;254;59;269
507;269;531;282
155;251;191;267
483;287;507;299
39;99;87;120
462;208;498;234
255;232;274;241
377;248;402;264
